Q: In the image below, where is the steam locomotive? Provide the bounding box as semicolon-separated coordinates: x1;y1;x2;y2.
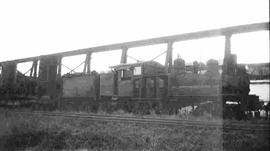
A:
0;53;261;119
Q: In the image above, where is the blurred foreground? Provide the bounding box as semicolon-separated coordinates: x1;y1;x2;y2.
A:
0;109;269;151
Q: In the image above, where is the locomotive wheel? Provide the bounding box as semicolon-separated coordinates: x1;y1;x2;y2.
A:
82;105;89;112
30;103;38;111
90;103;99;113
160;106;176;115
168;108;177;115
144;103;151;114
151;102;161;114
121;101;134;113
134;102;151;115
100;101;114;113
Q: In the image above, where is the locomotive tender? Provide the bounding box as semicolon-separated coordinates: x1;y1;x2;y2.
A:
0;22;268;118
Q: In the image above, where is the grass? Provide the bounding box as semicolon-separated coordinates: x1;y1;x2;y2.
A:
0;108;269;151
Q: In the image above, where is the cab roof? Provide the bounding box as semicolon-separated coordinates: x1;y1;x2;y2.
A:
110;61;163;70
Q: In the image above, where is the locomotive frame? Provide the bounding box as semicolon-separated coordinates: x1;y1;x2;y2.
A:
0;22;269;119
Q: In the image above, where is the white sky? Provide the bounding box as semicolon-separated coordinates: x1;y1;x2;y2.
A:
0;0;269;74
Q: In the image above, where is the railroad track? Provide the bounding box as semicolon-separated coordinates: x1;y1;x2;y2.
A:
9;110;270;132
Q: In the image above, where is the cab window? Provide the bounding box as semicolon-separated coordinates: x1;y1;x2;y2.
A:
133;66;142;75
120;69;131;80
159;79;164;88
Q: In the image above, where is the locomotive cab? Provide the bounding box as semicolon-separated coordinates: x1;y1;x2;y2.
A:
109;61;167;99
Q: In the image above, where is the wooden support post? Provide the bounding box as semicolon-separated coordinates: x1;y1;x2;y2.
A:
83;54;87;73
224;34;232;57
120;47;128;64
87;53;91;74
165;42;173;97
165;41;173;73
57;57;62;77
34;60;37;78
13;63;17;84
83;53;92;74
30;60;38;78
223;34;233;74
30;61;34;77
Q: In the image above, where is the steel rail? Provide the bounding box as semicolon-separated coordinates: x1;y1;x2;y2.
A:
0;22;268;64
34;111;269;128
12;110;269;132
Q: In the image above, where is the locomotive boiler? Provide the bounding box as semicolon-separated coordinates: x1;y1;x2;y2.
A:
0;22;268;119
